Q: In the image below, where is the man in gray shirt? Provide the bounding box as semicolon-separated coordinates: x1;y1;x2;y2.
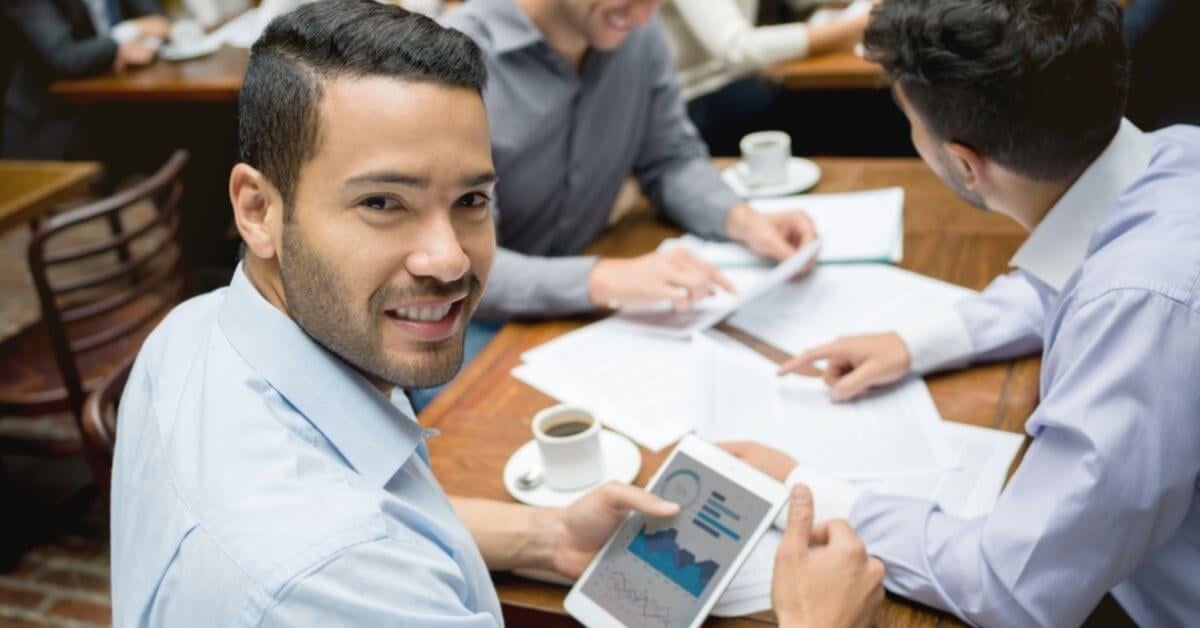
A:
442;0;816;319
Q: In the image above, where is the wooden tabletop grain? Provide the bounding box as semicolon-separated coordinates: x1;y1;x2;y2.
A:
48;45;887;104
420;157;1039;627
763;52;886;91
49;45;248;104
0;160;101;234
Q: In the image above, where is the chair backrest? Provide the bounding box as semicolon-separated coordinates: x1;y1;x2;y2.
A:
26;149;190;419
81;356;132;497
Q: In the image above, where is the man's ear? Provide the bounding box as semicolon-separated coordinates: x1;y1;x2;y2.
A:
230;163;283;260
944;141;986;192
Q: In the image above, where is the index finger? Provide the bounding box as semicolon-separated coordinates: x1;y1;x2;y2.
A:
599;482;680;518
673;249;738;294
778;342;841;376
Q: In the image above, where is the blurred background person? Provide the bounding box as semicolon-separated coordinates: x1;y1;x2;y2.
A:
2;0;169;160
1124;0;1200;129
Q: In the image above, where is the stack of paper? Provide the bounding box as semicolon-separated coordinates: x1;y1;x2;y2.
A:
711;420;1024;616
658;187;904;266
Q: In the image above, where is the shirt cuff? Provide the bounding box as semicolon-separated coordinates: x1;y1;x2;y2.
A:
774;466;865;530
893;307;974;375
111;21;141;44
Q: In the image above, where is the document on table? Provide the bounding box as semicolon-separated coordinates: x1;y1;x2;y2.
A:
659;188;904;266
612;239;821;338
696;331;959;480
712;422;1025;618
728;263;975;354
513;320;704;451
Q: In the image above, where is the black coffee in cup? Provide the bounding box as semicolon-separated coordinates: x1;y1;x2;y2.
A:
544;420;593;438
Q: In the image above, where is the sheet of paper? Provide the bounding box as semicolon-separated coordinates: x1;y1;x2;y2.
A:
754;187;904;263
208;7;262;47
613;239;821;338
658;188;904;266
696;332;959;480
852;421;1025;519
515;320;703;451
711;422;1025;617
728;263;975;354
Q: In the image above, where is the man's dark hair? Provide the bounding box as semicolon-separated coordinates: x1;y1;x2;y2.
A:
238;0;487;217
865;0;1129;180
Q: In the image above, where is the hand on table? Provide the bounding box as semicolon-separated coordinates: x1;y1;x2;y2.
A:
113;41;157;71
587;247;736;311
772;484;885;628
128;15;172;39
778;332;911;402
546;482;680;579
724;203;819;274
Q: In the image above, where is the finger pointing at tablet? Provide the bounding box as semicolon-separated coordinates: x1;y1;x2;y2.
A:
772;484;885;628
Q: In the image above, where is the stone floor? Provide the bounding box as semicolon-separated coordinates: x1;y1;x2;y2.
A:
2;221;114;627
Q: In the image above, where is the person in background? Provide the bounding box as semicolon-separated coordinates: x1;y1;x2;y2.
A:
427;0;819;409
1123;0;1200;129
729;0;1200;625
661;0;871;153
110;3;882;624
2;0;169;159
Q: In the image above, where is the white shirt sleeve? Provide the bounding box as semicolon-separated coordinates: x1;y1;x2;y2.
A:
669;0;811;70
110;21;142;44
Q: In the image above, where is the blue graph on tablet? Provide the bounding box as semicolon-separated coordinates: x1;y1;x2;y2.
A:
627;527;720;597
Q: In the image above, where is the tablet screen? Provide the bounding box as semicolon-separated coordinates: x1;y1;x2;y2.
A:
577;451;772;627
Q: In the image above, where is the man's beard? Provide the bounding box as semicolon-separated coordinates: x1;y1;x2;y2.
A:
278;225;479;389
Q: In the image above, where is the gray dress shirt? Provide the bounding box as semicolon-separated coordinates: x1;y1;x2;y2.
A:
443;0;741;318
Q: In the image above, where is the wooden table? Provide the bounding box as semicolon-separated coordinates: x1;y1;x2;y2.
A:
422;157;1039;627
49;45;247;104
763;51;885;91
0;160;101;234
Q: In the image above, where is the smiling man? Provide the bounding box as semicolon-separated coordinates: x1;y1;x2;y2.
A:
107;2;880;625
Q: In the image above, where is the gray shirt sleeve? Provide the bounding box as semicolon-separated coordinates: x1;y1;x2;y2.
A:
477;247;599;319
632;21;741;240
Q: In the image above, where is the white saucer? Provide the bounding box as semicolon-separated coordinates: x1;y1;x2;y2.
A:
160;38;221;62
503;430;642;508
721;157;822;198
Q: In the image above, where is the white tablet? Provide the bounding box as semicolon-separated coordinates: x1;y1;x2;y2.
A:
565;435;788;628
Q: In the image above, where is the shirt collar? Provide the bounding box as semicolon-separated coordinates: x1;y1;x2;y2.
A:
1010;118;1153;290
473;0;544;54
218;264;424;487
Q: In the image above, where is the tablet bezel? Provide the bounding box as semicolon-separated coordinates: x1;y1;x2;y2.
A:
564;435;788;628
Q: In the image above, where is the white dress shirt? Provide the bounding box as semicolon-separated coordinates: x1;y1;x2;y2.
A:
783;120;1200;626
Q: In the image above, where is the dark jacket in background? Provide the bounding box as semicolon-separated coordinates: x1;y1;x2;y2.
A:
2;0;164;159
1125;0;1200;130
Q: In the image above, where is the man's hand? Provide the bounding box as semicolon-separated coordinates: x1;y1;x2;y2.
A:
113;41;156;71
548;482;680;579
128;15;172;39
588;247;736;311
724;203;818;270
778;332;911;402
773;485;885;628
720;441;798;482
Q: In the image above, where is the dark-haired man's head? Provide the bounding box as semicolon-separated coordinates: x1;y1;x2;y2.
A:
229;0;496;391
865;0;1129;227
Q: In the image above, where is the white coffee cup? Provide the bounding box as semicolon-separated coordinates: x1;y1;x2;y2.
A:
533;405;605;491
739;131;792;188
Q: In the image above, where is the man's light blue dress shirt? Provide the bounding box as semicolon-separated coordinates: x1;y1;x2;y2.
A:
849;121;1200;626
110;267;503;626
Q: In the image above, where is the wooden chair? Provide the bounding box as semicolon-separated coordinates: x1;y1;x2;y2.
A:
80;357;132;498
0;150;189;468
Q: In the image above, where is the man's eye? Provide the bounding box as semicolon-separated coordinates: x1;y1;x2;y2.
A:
457;192;491;209
361;196;397;211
